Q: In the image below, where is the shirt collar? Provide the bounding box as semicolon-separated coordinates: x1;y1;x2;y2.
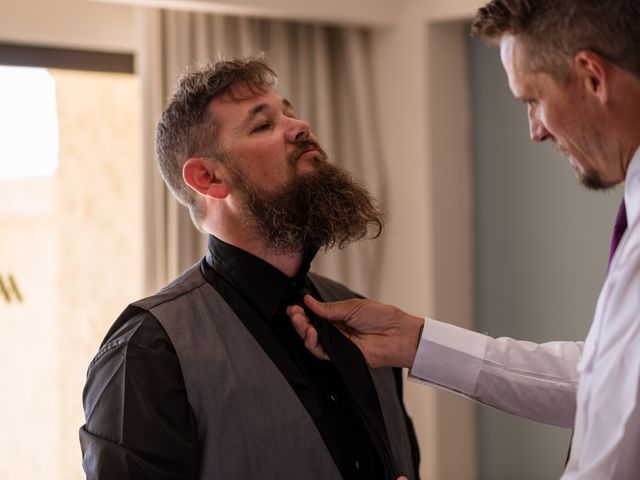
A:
205;235;316;321
624;146;640;229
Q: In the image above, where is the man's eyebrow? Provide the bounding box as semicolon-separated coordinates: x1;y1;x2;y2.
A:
246;103;269;122
282;98;294;111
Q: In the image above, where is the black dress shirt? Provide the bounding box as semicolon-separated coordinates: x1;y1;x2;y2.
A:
81;235;419;479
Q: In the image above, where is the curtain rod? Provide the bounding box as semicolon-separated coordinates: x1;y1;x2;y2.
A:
85;0;397;27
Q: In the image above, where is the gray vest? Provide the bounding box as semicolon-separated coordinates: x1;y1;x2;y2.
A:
133;263;417;479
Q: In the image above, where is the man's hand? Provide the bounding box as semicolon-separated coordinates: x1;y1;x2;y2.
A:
287;296;424;368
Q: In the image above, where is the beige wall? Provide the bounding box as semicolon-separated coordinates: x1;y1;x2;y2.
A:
1;0;485;478
53;68;143;478
0;69;141;480
0;179;60;478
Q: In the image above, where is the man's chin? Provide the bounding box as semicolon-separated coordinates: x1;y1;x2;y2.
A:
576;167;617;191
295;156;323;175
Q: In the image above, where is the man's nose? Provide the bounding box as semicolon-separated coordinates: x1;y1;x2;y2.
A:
528;107;550;142
286;117;311;143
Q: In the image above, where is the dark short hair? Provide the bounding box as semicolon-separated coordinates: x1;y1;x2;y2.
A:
471;0;640;81
155;57;277;227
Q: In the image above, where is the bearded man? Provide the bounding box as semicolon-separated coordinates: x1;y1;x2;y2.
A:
79;58;419;480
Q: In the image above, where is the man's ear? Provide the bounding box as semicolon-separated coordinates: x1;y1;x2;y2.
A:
183;157;229;200
574;50;609;104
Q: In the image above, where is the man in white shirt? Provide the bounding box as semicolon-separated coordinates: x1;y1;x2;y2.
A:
287;0;640;478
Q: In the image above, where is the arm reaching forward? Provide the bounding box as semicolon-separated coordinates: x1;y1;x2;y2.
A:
287;295;424;368
289;295;581;428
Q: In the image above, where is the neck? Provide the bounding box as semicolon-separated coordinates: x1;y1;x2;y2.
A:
208;225;304;277
203;199;306;277
612;72;640;174
233;237;305;277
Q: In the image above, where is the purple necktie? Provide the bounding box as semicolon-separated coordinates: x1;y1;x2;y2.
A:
609;199;628;267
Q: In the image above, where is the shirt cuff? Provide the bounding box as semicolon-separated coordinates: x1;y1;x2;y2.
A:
408;318;488;397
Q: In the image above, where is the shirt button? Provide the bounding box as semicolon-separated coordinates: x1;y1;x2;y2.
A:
329;393;339;402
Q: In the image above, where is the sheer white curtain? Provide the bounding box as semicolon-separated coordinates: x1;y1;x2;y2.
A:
138;8;388;297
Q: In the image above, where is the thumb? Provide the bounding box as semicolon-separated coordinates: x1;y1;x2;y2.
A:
303;295;354;323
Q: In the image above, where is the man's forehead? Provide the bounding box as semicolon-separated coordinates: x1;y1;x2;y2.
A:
500;36;518;78
500;34;530;97
211;87;292;115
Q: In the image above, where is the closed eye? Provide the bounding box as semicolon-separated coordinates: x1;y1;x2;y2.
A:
252;122;272;133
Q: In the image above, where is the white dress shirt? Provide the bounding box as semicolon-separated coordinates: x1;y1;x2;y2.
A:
410;146;640;479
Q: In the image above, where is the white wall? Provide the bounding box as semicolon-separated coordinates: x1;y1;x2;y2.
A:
0;0;136;52
370;2;484;478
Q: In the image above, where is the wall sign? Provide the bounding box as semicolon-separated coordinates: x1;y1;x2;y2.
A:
0;274;23;304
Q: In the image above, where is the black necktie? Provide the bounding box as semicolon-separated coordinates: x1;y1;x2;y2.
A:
292;284;399;479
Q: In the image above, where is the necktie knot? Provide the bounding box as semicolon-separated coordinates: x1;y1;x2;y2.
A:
285;279;308;306
609;199;628;267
